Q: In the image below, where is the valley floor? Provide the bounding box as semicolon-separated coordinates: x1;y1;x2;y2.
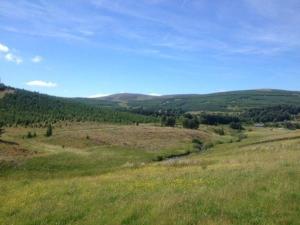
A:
0;123;299;225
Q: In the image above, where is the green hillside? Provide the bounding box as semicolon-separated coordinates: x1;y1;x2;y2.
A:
123;89;300;112
0;85;157;126
2;84;300;127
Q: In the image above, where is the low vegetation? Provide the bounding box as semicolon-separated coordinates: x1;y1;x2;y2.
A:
0;123;299;225
0;84;300;224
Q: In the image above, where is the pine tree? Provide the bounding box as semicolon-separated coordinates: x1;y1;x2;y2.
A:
45;125;53;137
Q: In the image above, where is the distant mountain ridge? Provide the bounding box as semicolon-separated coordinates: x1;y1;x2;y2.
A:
97;89;300;112
1;84;300;115
99;93;158;102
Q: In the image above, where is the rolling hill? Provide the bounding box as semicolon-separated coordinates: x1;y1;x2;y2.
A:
97;89;300;112
99;93;158;102
0;84;157;126
1;83;300;127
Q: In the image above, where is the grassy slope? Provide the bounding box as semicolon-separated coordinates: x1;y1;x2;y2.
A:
0;124;299;225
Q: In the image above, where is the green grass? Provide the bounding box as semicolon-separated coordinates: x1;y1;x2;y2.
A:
0;124;299;225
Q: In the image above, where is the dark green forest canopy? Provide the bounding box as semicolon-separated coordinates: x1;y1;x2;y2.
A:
0;86;158;126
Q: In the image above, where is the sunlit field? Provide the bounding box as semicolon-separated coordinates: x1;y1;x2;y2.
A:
0;123;299;225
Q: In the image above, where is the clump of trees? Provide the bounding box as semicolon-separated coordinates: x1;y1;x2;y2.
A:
182;114;200;129
161;115;176;127
200;113;240;125
283;122;300;130
230;122;244;130
242;105;300;123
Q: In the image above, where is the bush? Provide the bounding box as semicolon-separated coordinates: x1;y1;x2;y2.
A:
237;133;248;142
230;122;244;130
183;118;199;129
203;142;214;150
192;138;204;151
161;116;176;127
27;132;33;139
213;127;225;135
283;122;300;130
45;125;53;137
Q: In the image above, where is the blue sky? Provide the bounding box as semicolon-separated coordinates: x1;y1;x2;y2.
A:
0;0;300;97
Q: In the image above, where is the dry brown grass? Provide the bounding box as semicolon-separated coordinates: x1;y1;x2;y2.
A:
0;142;37;161
42;123;210;151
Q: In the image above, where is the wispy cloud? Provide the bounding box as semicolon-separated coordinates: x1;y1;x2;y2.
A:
26;80;57;88
31;55;43;63
0;43;9;52
4;53;23;64
1;0;300;59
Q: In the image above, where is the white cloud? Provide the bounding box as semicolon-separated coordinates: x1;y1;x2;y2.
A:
5;53;23;64
26;80;57;88
0;43;9;52
0;42;23;64
32;55;43;63
88;93;111;98
148;93;162;96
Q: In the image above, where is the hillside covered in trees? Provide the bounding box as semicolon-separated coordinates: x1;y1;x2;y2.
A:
105;89;300;112
1;84;300;128
0;85;157;127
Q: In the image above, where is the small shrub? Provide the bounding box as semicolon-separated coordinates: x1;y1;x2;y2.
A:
27;132;33;139
230;122;244;130
156;156;164;161
283;122;300;130
215;140;224;145
237;133;248;142
213;127;225;135
192;138;204;151
203;142;214;150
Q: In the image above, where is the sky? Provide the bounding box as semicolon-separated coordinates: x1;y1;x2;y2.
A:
0;0;300;97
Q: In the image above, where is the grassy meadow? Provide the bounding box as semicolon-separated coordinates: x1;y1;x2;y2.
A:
0;123;299;225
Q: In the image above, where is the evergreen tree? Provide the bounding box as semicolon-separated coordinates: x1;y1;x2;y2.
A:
46;125;53;137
